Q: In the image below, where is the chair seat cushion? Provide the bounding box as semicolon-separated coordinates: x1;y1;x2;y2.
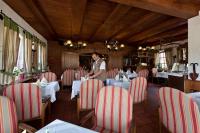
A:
93;126;117;133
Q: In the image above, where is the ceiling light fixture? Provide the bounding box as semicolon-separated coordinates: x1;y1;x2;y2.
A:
64;40;87;50
105;39;125;51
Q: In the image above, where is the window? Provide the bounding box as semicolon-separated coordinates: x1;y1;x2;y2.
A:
159;51;167;69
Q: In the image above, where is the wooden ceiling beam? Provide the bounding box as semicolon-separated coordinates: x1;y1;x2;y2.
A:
90;4;131;41
108;0;200;19
148;33;188;45
71;0;87;39
127;18;186;42
112;13;165;40
21;0;57;39
147;24;187;42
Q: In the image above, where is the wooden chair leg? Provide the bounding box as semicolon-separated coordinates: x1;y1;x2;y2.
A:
131;123;136;133
41;103;48;127
77;98;80;120
159;120;162;133
48;102;51;115
41;109;45;127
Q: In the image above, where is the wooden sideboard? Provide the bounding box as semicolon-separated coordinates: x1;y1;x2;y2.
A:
184;79;200;93
168;75;185;91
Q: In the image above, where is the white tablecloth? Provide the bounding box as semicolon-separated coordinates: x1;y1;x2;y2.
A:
71;80;81;99
156;72;183;79
71;79;130;99
106;79;130;89
36;119;98;133
40;81;60;103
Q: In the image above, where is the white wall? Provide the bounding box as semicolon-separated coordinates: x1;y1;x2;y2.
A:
0;0;47;43
188;14;200;80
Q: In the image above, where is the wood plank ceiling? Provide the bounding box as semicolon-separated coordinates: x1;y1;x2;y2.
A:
3;0;200;46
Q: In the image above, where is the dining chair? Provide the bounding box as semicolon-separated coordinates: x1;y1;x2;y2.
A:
106;69;118;79
159;87;200;133
128;77;147;104
40;71;57;82
0;96;37;133
61;69;75;87
75;70;88;80
138;69;149;79
77;79;104;120
3;83;47;126
81;86;135;133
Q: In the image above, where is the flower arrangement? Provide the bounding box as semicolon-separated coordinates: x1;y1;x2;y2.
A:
12;67;21;76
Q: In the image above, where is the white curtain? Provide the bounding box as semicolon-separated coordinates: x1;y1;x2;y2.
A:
17;28;25;69
3;17;20;72
24;32;32;75
41;44;47;71
154;52;159;67
0;18;3;70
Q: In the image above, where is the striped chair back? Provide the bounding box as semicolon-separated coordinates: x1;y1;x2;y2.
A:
40;72;57;82
0;72;14;85
80;79;104;109
75;70;88;80
106;70;118;79
94;86;133;133
62;69;75;86
3;83;42;121
138;69;149;78
0;96;18;133
159;87;200;133
128;77;147;103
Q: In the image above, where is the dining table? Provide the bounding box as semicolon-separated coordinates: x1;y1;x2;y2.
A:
71;78;130;99
36;119;98;133
32;81;60;103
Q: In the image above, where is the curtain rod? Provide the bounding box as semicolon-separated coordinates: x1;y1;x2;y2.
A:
0;10;46;44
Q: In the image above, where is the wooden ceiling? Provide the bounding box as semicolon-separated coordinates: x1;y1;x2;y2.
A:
3;0;200;46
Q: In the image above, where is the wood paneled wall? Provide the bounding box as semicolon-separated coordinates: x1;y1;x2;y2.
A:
48;41;132;78
62;52;79;69
48;41;62;77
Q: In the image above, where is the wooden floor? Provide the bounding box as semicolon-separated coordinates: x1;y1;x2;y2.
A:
30;83;169;133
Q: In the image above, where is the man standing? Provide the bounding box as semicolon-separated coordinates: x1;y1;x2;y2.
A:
87;52;106;83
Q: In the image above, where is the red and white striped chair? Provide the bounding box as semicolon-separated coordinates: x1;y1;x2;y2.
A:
75;70;88;80
0;96;36;133
138;69;149;79
82;86;135;133
106;70;118;79
3;83;46;126
128;77;147;104
159;87;200;133
40;72;57;82
77;79;104;119
61;69;75;86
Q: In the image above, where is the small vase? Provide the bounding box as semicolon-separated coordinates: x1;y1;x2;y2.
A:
189;63;199;81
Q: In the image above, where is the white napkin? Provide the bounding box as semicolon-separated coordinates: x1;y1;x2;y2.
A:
41;77;48;87
123;75;129;82
115;74;119;80
81;76;88;82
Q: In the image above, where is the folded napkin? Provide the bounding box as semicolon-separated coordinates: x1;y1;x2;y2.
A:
81;76;89;82
123;75;129;82
115;74;119;80
40;77;48;87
